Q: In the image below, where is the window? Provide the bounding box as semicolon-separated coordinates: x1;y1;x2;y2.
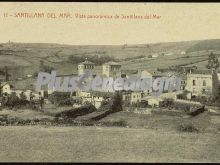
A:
203;80;206;86
193;80;196;86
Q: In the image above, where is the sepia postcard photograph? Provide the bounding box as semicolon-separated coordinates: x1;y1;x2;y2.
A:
0;2;220;163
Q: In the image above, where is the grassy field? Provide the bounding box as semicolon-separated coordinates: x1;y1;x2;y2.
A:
121;51;220;70
0;125;220;162
0;109;220;162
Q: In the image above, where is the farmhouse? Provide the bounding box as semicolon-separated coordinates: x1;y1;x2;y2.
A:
78;60;95;76
0;82;12;95
185;69;219;98
147;97;164;107
122;91;143;105
136;69;166;95
141;95;164;107
77;90;114;108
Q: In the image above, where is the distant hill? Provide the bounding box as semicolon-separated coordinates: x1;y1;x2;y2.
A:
0;39;220;79
186;39;220;53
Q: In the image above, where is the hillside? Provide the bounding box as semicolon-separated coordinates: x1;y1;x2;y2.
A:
186;39;220;53
0;39;220;79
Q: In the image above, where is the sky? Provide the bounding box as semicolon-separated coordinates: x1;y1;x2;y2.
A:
1;2;220;45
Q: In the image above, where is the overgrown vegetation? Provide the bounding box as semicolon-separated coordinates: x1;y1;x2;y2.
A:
48;92;73;106
55;103;96;119
178;122;199;133
1;92;30;109
206;52;219;69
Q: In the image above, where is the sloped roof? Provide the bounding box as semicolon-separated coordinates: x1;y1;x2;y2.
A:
0;82;10;88
79;60;95;65
190;69;215;75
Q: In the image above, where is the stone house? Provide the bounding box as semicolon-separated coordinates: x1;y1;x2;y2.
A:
185;69;219;99
78;60;95;76
122;91;142;105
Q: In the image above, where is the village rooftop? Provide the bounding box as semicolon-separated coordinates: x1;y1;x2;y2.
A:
35;71;182;96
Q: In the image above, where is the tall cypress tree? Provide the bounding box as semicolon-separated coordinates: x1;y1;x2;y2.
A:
207;52;219;70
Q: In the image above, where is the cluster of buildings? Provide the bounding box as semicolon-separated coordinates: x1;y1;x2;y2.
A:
76;59;220;108
1;57;220;109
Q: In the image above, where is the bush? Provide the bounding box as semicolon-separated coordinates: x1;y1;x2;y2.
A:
172;102;199;112
101;99;109;106
178;123;199;133
161;98;174;108
57;98;74;106
55;103;97;118
48;92;71;105
1;92;31;109
4;93;21;109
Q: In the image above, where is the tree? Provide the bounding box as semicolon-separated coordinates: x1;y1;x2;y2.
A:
6;92;20;109
39;60;54;73
206;52;219;70
20;92;27;100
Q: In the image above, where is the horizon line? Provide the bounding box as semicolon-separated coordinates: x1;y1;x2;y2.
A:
1;38;220;46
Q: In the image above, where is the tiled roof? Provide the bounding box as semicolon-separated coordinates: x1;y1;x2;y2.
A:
79;60;95;65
